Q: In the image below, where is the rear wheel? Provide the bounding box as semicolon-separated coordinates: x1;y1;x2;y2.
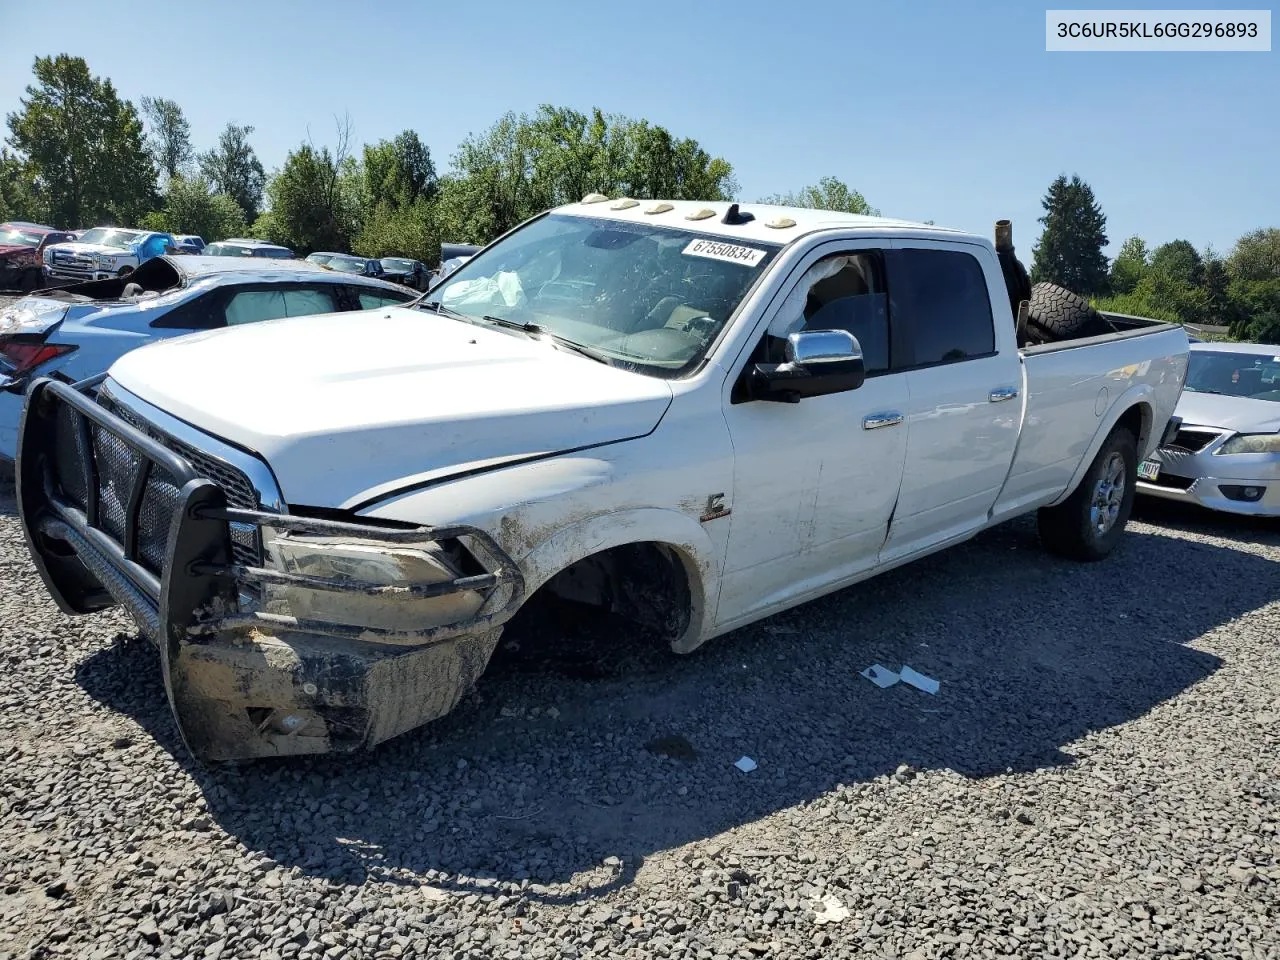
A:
1038;427;1137;561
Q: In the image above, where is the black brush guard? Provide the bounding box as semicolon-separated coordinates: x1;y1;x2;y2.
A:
16;377;525;762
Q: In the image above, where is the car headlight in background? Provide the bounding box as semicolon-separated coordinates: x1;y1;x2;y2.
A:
1217;433;1280;455
97;253;117;267
43;249;53;263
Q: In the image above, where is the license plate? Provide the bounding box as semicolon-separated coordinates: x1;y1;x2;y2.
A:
1138;459;1161;482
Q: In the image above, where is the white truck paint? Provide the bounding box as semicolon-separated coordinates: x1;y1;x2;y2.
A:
16;199;1190;762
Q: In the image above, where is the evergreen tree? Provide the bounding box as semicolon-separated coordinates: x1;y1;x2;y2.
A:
1030;174;1110;296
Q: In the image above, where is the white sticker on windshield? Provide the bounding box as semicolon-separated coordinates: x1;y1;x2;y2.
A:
682;238;766;267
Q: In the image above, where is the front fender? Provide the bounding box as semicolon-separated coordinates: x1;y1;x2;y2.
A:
513;507;719;653
362;454;724;652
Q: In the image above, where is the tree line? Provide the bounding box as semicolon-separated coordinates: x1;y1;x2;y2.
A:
1;55;859;266
1030;174;1279;343
2;55;1274;343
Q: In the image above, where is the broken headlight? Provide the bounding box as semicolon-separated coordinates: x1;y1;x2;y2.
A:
263;534;487;635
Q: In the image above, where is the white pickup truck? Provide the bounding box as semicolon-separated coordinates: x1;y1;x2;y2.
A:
15;198;1189;762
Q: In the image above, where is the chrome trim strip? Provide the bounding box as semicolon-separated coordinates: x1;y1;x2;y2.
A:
101;380;287;514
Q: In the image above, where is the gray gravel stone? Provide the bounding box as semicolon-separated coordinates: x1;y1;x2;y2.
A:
0;486;1277;960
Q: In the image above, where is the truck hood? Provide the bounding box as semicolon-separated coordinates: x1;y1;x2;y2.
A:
1176;390;1280;434
108;307;674;509
48;241;130;257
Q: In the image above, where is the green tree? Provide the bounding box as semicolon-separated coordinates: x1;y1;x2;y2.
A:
1148;239;1204;288
759;176;879;215
1201;252;1233;326
140;175;246;241
1227;228;1280;283
140;96;192;186
353;197;438;263
435;105;737;243
1030;174;1110;296
1228;277;1280;343
258;119;359;253
0;149;43;223
1108;236;1147;295
363;130;438;210
1095;270;1208;326
199;122;266;221
5;54;157;227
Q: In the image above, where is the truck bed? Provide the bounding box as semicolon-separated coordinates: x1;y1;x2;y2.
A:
993;318;1189;522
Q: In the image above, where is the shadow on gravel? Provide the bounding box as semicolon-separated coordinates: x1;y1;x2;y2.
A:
1133;496;1280;548
74;516;1275;903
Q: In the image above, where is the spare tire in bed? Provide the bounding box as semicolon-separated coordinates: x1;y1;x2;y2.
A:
1026;282;1104;342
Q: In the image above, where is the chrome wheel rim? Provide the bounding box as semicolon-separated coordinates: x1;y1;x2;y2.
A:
1090;452;1126;536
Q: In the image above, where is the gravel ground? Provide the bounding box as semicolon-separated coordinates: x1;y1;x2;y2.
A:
1;481;1277;960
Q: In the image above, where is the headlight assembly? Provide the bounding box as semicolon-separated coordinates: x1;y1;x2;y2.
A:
1217;433;1280;455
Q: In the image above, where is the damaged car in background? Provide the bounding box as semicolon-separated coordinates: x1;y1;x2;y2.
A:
0;255;416;468
14;197;1188;763
1137;341;1280;515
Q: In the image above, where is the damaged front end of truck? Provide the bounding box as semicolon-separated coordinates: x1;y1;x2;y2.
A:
15;378;524;763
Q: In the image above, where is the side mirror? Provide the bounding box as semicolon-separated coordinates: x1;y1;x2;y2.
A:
745;329;866;403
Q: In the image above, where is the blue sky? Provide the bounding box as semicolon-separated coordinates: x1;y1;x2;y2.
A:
2;1;1276;256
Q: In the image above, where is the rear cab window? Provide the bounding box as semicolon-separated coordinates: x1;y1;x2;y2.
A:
887;248;996;368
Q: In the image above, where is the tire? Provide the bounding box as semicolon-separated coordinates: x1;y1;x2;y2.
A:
1027;282;1104;342
117;266;134;278
1037;427;1137;561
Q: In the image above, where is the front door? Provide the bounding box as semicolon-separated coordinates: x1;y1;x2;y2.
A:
717;242;911;628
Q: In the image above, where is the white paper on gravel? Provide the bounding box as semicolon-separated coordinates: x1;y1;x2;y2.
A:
812;894;851;925
860;664;900;688
899;665;940;694
734;756;758;773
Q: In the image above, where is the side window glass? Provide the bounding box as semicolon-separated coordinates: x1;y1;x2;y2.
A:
152;292;221;329
224;290;289;326
771;252;890;373
356;289;412;310
281;287;338;317
899;249;995;366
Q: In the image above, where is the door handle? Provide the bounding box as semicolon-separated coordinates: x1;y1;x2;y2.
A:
989;387;1019;403
863;412;904;430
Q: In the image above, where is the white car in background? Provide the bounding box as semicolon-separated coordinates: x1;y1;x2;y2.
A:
43;227;179;282
1137;341;1280;516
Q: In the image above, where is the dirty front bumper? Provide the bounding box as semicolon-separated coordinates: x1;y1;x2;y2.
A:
16;378;525;762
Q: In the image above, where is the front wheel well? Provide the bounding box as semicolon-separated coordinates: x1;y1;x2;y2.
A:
536;541;694;642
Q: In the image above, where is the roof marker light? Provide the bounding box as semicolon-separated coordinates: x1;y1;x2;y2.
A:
685;208;716;221
610;198;639;210
581;193;609;204
765;217;797;229
644;203;674;215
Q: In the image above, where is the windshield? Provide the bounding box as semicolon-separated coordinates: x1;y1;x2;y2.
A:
431;213;780;376
206;244;253;256
327;257;365;273
1185;350;1280;402
382;258;414;270
306;253;334;264
76;228;141;248
0;228;42;246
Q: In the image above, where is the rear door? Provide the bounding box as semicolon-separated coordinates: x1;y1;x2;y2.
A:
880;242;1022;562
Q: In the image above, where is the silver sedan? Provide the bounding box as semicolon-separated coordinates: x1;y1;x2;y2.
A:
1137;341;1280;516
